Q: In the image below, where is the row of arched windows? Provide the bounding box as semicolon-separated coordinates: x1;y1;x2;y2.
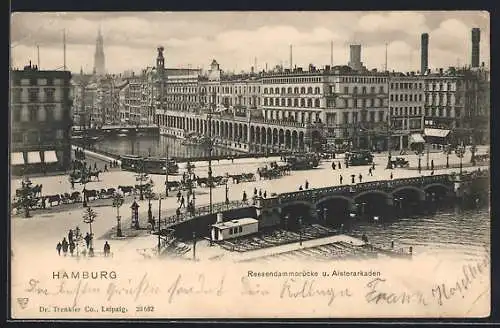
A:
263;97;321;108
263;86;321;95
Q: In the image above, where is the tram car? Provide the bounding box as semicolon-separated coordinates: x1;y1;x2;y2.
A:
120;155;179;175
345;150;374;166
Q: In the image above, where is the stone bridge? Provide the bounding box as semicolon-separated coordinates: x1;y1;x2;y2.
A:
160;174;461;239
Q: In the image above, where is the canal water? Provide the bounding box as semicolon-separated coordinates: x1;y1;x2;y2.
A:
92;135;240;159
347;207;489;261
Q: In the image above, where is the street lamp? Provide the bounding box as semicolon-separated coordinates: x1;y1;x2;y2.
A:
298;217;303;246
225;180;229;206
386;119;393;169
444;144;451;169
455;144;466;177
415;149;424;174
112;192;124;237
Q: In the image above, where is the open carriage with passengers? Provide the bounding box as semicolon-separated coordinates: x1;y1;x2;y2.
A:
389;157;410;168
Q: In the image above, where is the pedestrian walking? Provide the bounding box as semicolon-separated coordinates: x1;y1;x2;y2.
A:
56;242;62;256
75;226;80;239
358;174;363;183
253;187;257;197
104;164;108;172
368;168;373;176
61;238;69;256
69;241;75;256
299;185;303;191
242;191;247;203
68;229;73;244
338;162;342;169
258;189;262;197
390;172;393;180
180;196;185;208
372;163;375;171
340;175;343;185
176;191;182;202
431;160;434;171
331;162;336;170
84;233;91;249
103;241;111;257
351;174;355;184
71;180;75;189
263;191;267;198
305;180;309;190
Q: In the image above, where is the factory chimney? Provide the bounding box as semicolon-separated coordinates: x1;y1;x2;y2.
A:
471;28;480;68
420;33;429;75
348;44;362;71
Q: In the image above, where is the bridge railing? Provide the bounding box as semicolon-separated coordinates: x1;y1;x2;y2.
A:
159;200;252;227
275;174;453;204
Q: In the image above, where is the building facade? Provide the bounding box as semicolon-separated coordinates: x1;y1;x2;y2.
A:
10;63;73;174
388;73;425;150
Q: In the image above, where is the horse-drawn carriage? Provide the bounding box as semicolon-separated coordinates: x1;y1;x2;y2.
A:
389;157;410;168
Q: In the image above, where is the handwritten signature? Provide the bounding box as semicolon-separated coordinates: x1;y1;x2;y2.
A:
166;274;225;304
25;273;159;307
280;278;352;306
432;250;490;306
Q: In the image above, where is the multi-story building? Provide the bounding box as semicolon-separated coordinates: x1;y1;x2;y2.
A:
323;66;389;150
388;73;425;150
10;63;73;175
124;77;143;125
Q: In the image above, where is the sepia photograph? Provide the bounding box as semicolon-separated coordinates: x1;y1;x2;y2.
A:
9;11;490;319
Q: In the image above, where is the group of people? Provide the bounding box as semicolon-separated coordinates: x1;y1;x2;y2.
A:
56;228;89;256
55;228;111;257
175;190;196;217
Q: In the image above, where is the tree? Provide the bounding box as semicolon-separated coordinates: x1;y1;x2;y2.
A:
112;193;124;237
14;179;36;218
82;207;97;252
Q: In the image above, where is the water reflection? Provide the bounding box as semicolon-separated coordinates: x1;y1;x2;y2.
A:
93;135;240;159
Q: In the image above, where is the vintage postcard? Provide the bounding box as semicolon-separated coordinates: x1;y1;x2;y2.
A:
9;11;490;319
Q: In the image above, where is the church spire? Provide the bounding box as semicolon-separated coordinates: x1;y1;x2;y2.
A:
93;26;105;76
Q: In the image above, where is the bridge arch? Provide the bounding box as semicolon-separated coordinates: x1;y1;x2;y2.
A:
354;190;390;202
391;185;426;202
423;183;452;193
315;195;355;208
280;201;315;228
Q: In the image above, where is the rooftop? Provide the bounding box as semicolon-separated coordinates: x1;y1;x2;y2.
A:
212;217;258;230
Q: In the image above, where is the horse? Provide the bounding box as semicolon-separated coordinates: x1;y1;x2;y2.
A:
32;184;43;196
46;194;61;206
83;189;99;201
69;191;81;203
89;170;102;181
118;185;135;195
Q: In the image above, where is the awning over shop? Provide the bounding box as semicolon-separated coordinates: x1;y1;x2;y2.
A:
424;128;451;138
43;150;58;163
11;152;25;166
27;151;42;164
409;133;425;144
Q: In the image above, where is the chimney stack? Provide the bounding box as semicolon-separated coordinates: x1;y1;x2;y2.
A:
471;28;480;68
348;44;363;71
421;33;429;75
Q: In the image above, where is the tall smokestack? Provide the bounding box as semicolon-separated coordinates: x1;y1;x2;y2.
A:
420;33;429;75
289;44;293;70
348;44;362;71
330;41;333;67
471;28;480;68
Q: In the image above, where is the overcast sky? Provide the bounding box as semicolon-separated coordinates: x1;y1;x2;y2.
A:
11;11;490;74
